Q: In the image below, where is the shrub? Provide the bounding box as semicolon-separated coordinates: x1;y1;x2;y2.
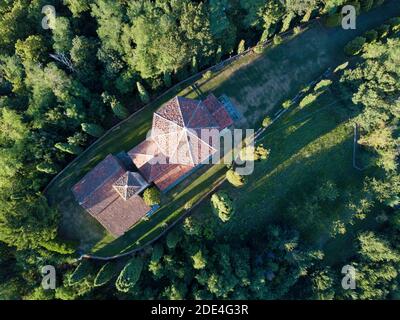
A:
293;26;302;35
254;45;265;54
240;145;270;161
344;37;366;56
166;229;181;249
102;92;129;119
334;61;349;73
202;70;213;80
81;123;104;137
163;71;172;87
55;142;82;155
69;261;94;285
94;262;119;287
115;257;144;293
364;30;378;42
273;35;282;45
262;116;272;127
40;239;76;254
314;79;332;92
237;39;245;54
255;144;270;160
211;191;235;222
36;162;58;174
282;99;293;109
299;93;317;108
136;81;150;103
151;244;164;262
226;169;246;187
191;250;206;269
143;187;161;206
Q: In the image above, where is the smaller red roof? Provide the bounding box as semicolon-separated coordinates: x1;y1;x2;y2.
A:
72;154;151;237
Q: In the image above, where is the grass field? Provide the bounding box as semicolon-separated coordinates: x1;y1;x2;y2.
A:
192;81;383;270
45;1;400;254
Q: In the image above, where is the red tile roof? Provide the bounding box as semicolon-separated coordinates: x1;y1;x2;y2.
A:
129;94;234;191
72;154;151;237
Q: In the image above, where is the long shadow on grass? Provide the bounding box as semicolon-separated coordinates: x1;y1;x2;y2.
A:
216;96;360;240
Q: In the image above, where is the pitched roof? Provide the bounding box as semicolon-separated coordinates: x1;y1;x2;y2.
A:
113;171;149;200
72;154;125;205
129;94;233;190
72;154;151;237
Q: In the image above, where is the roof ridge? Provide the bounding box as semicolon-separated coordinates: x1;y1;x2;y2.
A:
186;100;203;129
175;96;186;128
187;130;217;152
80;155;125;202
184;129;195;166
152;113;183;133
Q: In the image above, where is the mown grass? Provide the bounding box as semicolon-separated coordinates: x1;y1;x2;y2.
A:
192;87;380;268
46;1;400;254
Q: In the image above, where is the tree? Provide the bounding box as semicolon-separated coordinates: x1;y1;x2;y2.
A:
182;216;202;237
36;162;58;174
102;92;129;119
70;36;98;86
208;0;236;53
314;79;332;92
353;232;400;299
262;116;272;127
0;195;59;250
115;257;144;293
94;262;119;287
282;100;293;109
344;37;366;55
240;145;270;161
211;191;235;222
163;71;172;87
15;35;46;65
143;187;161;206
166;229;181;249
261;0;285;39
55;142;82;155
311;269;335;300
40;238;76;254
64;0;91;17
226;169;246;187
52;17;73;53
136;81;150;103
237;40;245;55
192;250;207;270
81;123;104;138
273;35;282;45
299;93;317;108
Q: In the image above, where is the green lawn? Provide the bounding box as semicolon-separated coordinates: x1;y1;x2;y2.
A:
45;1;400;255
192;82;386;272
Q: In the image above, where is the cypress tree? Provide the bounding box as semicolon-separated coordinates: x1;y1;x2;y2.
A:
136;81;150;103
81;123;105;137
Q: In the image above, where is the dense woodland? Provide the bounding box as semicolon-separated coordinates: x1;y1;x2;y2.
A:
0;0;399;300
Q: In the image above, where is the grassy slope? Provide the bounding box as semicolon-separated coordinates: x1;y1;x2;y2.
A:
46;1;400;254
